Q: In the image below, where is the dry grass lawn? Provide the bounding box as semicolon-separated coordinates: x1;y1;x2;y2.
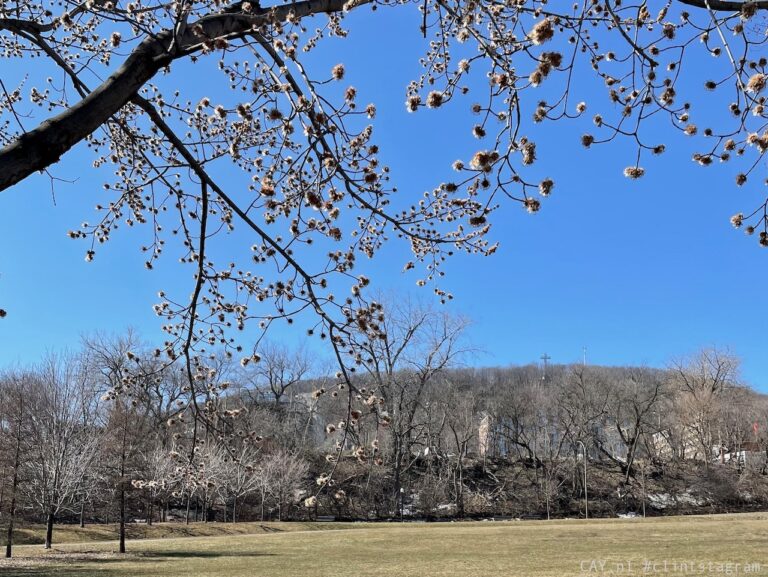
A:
1;513;766;577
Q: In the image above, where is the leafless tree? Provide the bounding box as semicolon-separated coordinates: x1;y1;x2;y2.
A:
136;444;177;525
601;368;665;484
669;348;740;466
256;449;309;521
354;297;470;504
83;332;169;551
439;379;476;517
239;341;312;406
218;444;261;522
23;353;100;549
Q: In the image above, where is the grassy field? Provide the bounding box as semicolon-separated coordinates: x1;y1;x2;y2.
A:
1;513;766;576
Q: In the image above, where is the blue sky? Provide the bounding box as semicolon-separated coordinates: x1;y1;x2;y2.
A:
1;5;767;389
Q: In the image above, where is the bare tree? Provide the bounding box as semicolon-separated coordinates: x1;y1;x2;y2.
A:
136;444;177;525
192;443;228;523
439;380;476;518
83;332;165;551
23;354;99;549
218;444;261;522
669;349;740;466
239;342;312;407
601;368;665;485
354;297;470;504
256;450;309;521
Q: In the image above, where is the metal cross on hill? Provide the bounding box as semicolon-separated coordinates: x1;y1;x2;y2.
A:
540;353;551;381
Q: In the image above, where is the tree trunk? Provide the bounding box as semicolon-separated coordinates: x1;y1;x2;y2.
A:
44;511;55;549
119;485;126;554
185;494;191;525
79;497;86;528
147;495;153;527
4;403;22;558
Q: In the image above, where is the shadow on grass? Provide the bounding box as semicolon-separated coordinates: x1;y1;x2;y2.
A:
136;550;275;559
0;549;275;576
0;557;131;577
0;568;102;577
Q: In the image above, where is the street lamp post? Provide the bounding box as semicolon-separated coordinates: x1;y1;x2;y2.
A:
576;440;588;520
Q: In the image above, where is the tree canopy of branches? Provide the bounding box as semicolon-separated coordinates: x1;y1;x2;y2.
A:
3;0;768;386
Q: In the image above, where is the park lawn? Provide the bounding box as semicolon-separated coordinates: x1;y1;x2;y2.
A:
1;513;766;577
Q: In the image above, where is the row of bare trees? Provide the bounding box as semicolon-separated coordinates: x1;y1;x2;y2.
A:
2;308;768;556
0;331;317;556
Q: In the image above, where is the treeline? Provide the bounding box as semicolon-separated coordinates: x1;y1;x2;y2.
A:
2;309;768;554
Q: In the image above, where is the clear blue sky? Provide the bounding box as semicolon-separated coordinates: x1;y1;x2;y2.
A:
1;5;766;389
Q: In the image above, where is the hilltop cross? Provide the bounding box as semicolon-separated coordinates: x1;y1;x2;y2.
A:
540;353;551;381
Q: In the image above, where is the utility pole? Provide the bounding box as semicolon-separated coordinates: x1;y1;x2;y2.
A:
540;353;551;381
576;440;588;520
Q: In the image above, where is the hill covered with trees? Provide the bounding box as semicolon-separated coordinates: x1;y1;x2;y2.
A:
2;322;767;554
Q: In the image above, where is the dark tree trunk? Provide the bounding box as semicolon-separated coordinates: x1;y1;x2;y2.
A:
119;485;126;553
44;511;55;550
4;400;23;558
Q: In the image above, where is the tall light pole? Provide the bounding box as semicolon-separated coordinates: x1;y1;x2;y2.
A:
641;464;647;519
576;440;588;519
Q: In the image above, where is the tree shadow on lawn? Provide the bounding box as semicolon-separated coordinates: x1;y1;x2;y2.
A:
0;568;98;577
0;549;275;576
136;550;275;559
